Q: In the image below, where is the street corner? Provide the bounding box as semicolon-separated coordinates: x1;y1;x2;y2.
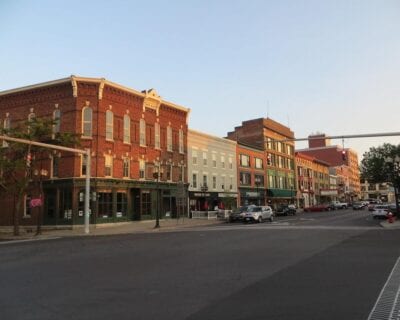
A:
380;219;400;229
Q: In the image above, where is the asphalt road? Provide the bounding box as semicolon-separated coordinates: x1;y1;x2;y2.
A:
1;209;399;320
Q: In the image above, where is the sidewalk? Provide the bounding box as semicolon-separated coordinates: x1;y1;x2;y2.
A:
0;218;227;242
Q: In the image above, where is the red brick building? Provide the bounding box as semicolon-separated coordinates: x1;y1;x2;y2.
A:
296;134;360;202
0;76;190;227
236;143;266;206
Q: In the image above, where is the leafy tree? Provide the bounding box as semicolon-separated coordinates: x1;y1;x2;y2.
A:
0;117;78;236
360;143;400;215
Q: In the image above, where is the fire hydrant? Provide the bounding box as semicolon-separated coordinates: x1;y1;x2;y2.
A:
387;212;394;224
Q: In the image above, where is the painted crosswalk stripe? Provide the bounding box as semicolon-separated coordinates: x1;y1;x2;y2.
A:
368;257;400;320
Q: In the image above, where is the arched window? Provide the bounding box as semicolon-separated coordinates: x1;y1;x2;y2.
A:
82;107;92;137
53;109;61;136
3;117;10;147
106;110;113;140
167;126;172;152
139;119;146;146
123;115;130;144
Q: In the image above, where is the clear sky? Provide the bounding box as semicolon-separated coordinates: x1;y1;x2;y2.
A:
1;0;399;159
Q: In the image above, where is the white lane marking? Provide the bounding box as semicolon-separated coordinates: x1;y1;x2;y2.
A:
0;237;61;245
367;257;400;320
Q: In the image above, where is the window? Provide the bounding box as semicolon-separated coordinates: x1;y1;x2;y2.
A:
105;110;113;140
140;119;146;146
266;138;273;150
212;176;217;189
221;156;225;168
116;193;127;217
255;175;264;187
239;172;251;185
155;122;160;149
255;158;263;169
82;107;92;137
203;174;208;187
179;165;184;182
203;152;208;166
24;195;32;217
228;157;233;169
212;154;217;168
221;176;225;190
53;109;61;136
123;115;130;144
277;142;282;153
229;177;233;190
240;154;249;167
104;155;113;177
167;126;172;151
98;192;113;218
192;173;197;188
166;163;172;181
51;155;59;178
3;117;10;147
179;129;184;153
81;155;87;176
139;159;145;179
192;150;198;165
123;158;130;178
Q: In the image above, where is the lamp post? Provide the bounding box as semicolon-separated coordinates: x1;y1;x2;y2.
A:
153;165;164;229
33;168;48;235
384;155;400;216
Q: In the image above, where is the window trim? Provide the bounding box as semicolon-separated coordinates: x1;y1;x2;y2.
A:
123;114;131;144
82;106;93;138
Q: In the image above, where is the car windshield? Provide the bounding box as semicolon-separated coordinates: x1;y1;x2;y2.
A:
353;202;362;206
249;206;262;212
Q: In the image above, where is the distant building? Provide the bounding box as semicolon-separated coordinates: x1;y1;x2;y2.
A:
187;129;237;212
295;152;332;208
360;180;395;203
296;133;360;202
227;118;296;208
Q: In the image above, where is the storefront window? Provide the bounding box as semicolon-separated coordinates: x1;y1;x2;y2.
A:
116;193;127;217
98;192;113;218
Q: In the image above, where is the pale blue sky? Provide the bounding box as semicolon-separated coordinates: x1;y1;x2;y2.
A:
1;0;399;157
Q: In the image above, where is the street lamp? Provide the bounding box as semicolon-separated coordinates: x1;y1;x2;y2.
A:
33;168;48;235
153;165;164;229
384;155;400;216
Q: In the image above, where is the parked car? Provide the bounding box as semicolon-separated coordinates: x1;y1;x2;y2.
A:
371;205;389;219
275;204;297;216
352;202;366;210
243;206;274;223
330;201;348;209
228;205;255;222
304;204;331;212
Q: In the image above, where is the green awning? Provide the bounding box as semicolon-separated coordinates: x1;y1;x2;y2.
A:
267;188;295;198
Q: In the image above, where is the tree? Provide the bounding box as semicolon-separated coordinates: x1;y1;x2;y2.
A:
0;117;78;236
360;143;400;215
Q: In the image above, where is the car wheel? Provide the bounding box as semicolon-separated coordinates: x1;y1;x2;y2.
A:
269;215;274;222
257;216;262;223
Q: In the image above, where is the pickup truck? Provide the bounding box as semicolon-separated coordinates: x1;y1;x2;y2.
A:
330;201;348;209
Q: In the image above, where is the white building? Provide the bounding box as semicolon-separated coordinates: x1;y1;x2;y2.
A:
187;129;238;212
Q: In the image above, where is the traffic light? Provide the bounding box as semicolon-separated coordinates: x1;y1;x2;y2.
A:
341;150;346;161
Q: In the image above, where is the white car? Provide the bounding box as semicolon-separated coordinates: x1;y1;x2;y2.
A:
372;205;389;219
244;206;274;223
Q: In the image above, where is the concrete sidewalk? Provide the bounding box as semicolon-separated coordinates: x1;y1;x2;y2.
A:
0;218;227;242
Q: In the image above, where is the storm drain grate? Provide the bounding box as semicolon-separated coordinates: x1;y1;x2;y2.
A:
368;257;400;320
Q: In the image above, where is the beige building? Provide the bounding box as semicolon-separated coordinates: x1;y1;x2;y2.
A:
187;129;238;212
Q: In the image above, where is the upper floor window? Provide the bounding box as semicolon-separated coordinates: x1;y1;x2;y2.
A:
139;119;146;146
221;156;225;168
105;155;113;177
82;107;92;137
167;126;172;152
51;155;59;178
81;155;87;176
179;129;184;154
203;152;208;166
53;109;61;136
155;122;160;149
123;157;130;178
228;157;233;169
139;159;145;179
212;154;217;168
3;117;10;147
212;176;217;189
123;115;130;144
192;173;197;188
239;172;251;185
240;154;250;167
106;110;113;141
255;157;263;169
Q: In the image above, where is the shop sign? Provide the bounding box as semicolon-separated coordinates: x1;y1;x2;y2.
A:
218;193;238;198
320;189;338;196
193;193;210;197
246;192;259;197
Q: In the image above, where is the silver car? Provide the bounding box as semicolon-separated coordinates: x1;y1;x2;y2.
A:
371;205;389;219
244;206;274;223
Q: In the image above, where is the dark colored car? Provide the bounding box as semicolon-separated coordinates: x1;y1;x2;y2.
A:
228;205;255;222
352;202;365;210
303;204;331;212
275;205;297;216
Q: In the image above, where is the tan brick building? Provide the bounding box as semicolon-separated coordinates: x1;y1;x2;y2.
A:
0;76;190;227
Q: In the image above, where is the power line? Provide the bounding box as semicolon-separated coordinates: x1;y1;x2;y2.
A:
280;132;400;142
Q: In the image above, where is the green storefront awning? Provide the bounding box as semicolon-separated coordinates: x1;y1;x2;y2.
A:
267;188;295;198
